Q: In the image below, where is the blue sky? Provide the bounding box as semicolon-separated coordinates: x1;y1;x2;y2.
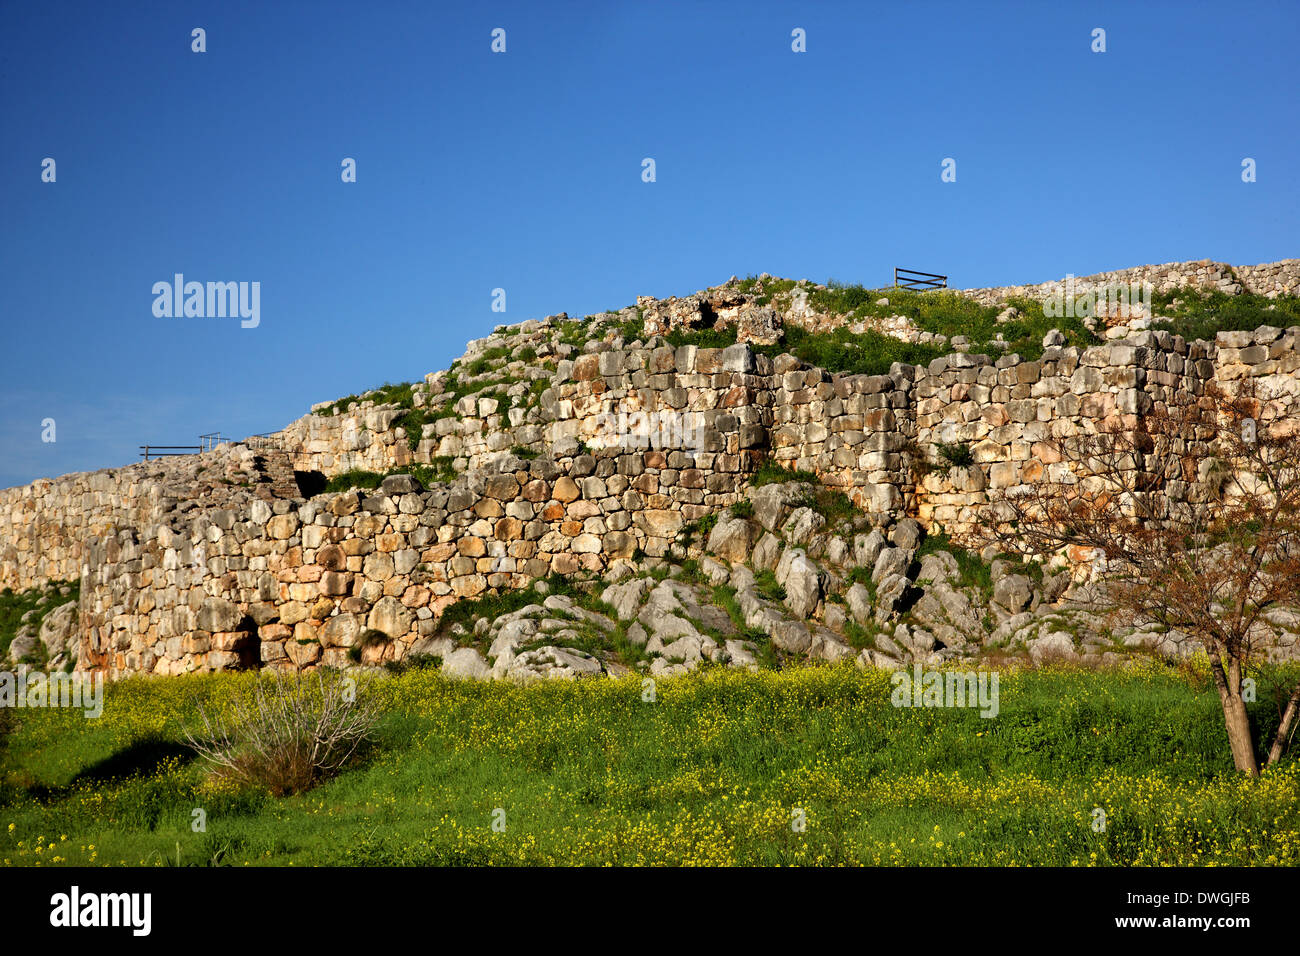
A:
1;0;1296;489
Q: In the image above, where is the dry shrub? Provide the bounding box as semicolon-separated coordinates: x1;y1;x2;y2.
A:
184;671;377;796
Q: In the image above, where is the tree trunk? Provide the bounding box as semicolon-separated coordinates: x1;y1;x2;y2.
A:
1222;692;1260;776
1209;652;1261;776
1266;682;1300;767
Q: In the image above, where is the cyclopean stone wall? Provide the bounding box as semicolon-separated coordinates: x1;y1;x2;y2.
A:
79;449;757;677
273;259;1300;488
960;259;1300;307
810;325;1300;531
70;322;1300;676
0;445;300;593
5;256;1300;677
277;404;418;478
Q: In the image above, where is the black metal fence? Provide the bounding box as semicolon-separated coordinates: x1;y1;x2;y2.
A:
894;267;948;290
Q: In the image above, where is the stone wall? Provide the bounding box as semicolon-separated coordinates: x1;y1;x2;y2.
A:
960;259;1300;307
0;445;298;593
0;470;163;592
276;403;425;480
766;326;1300;532
80;453;737;677
273;259;1300;486
69;322;1300;677
6;257;1300;678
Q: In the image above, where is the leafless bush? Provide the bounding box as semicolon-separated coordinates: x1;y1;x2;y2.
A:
183;671;378;795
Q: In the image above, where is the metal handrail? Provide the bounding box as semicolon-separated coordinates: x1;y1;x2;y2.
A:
246;431;283;450
139;445;201;461
141;431;283;460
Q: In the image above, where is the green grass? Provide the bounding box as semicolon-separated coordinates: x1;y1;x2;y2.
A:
752;568;787;603
664;277;1300;379
750;277;803;307
664;294;1094;376
779;324;950;375
614;314;645;342
434;575;583;639
413;574;648;670
808;285;1097;360
917;533;994;598
466;346;512;375
914;533;1044;598
316;381;433;452
750;461;818;487
665;325;738;350
796;487;857;528
842;619;881;651
394;407;435;450
845;566;878;598
319;381;419;418
748;461;859;527
558;319;591;348
711;585;780;668
321;459;458;495
2;663;1298;866
320;371;529;452
1152;285;1300;343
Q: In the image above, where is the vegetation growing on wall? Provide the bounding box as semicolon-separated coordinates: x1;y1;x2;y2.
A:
1152;286;1300;342
664;284;1100;377
322;459;457;494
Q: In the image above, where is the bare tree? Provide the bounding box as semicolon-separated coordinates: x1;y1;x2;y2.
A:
984;380;1300;775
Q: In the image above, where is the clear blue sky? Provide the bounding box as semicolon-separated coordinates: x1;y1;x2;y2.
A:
2;0;1296;489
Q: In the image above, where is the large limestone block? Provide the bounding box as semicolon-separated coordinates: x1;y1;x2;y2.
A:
367;596;413;639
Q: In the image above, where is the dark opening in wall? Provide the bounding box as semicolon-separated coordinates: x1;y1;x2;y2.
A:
294;470;328;497
698;299;719;329
236;615;262;670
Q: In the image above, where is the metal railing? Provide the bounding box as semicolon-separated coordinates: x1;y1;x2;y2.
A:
140;431;279;460
139;445;202;461
894;267;948;291
246;431;283;450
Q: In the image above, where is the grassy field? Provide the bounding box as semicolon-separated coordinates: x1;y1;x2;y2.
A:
2;661;1298;867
